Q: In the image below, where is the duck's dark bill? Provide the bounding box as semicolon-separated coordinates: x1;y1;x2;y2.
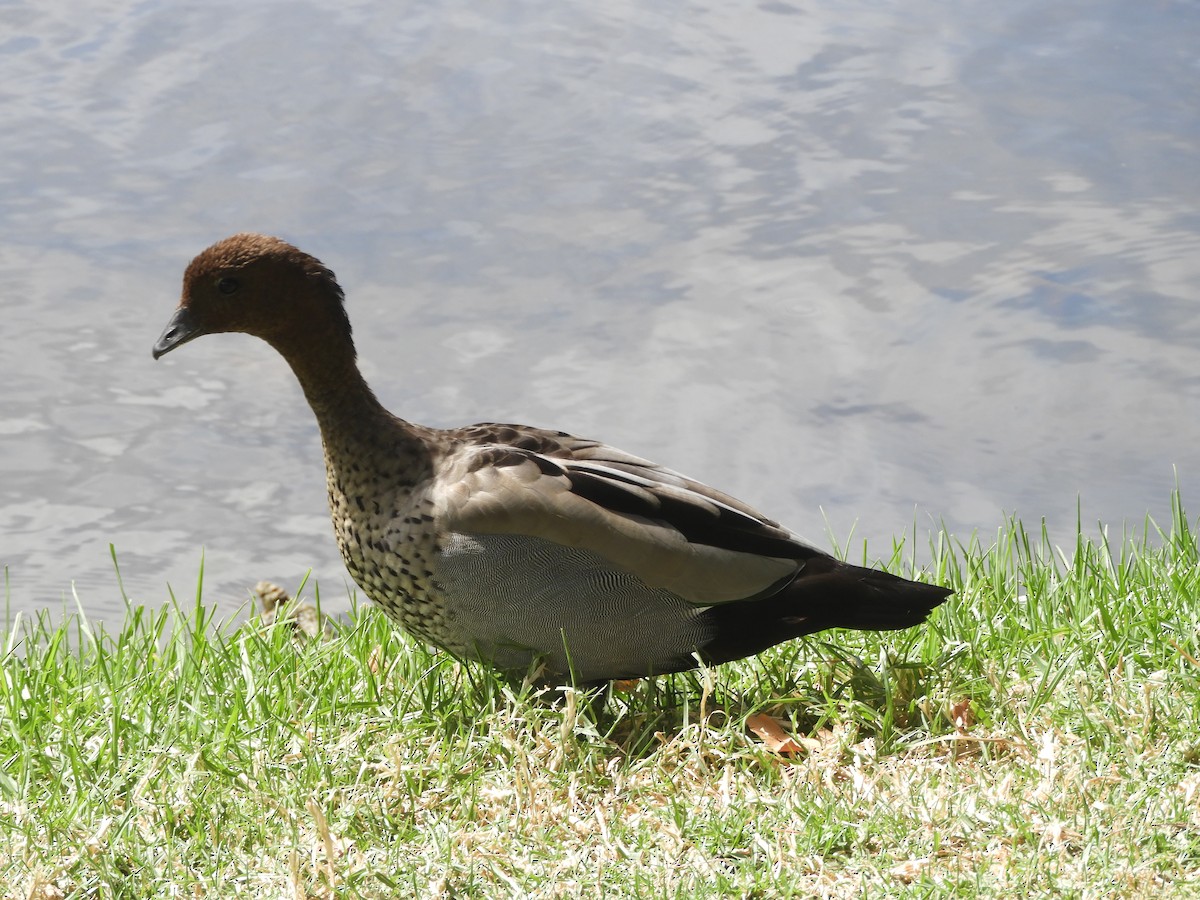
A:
152;306;201;359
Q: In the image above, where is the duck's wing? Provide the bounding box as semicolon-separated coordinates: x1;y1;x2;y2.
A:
432;427;827;605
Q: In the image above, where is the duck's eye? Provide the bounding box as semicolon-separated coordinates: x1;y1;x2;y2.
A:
217;277;240;295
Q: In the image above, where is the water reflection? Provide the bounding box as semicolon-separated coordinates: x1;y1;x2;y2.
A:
0;0;1197;623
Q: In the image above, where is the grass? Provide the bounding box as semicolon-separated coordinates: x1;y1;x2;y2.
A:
2;495;1199;898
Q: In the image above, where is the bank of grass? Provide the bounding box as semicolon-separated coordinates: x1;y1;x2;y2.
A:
2;498;1199;899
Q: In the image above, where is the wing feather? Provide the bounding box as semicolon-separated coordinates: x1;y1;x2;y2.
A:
433;438;821;605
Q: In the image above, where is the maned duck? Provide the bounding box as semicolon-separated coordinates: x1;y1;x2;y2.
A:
153;233;951;685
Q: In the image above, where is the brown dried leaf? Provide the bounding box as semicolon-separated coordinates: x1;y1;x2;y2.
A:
746;712;808;755
949;698;976;734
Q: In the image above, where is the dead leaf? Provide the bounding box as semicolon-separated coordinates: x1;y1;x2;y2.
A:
948;698;976;733
746;712;808;755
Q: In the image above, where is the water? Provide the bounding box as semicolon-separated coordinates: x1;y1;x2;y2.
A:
2;0;1198;624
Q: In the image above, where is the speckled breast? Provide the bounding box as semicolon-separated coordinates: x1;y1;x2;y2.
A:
324;454;462;653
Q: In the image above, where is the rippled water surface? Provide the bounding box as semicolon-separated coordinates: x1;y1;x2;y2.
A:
2;0;1198;623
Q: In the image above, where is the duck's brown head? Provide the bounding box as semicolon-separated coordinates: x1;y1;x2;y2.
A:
152;233;352;360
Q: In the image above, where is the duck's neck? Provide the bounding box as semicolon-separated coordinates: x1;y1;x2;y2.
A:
268;329;429;463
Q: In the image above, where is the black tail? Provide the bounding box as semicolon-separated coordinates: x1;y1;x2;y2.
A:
700;556;952;667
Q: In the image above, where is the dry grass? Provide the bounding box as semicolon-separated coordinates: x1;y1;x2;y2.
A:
3;496;1199;897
